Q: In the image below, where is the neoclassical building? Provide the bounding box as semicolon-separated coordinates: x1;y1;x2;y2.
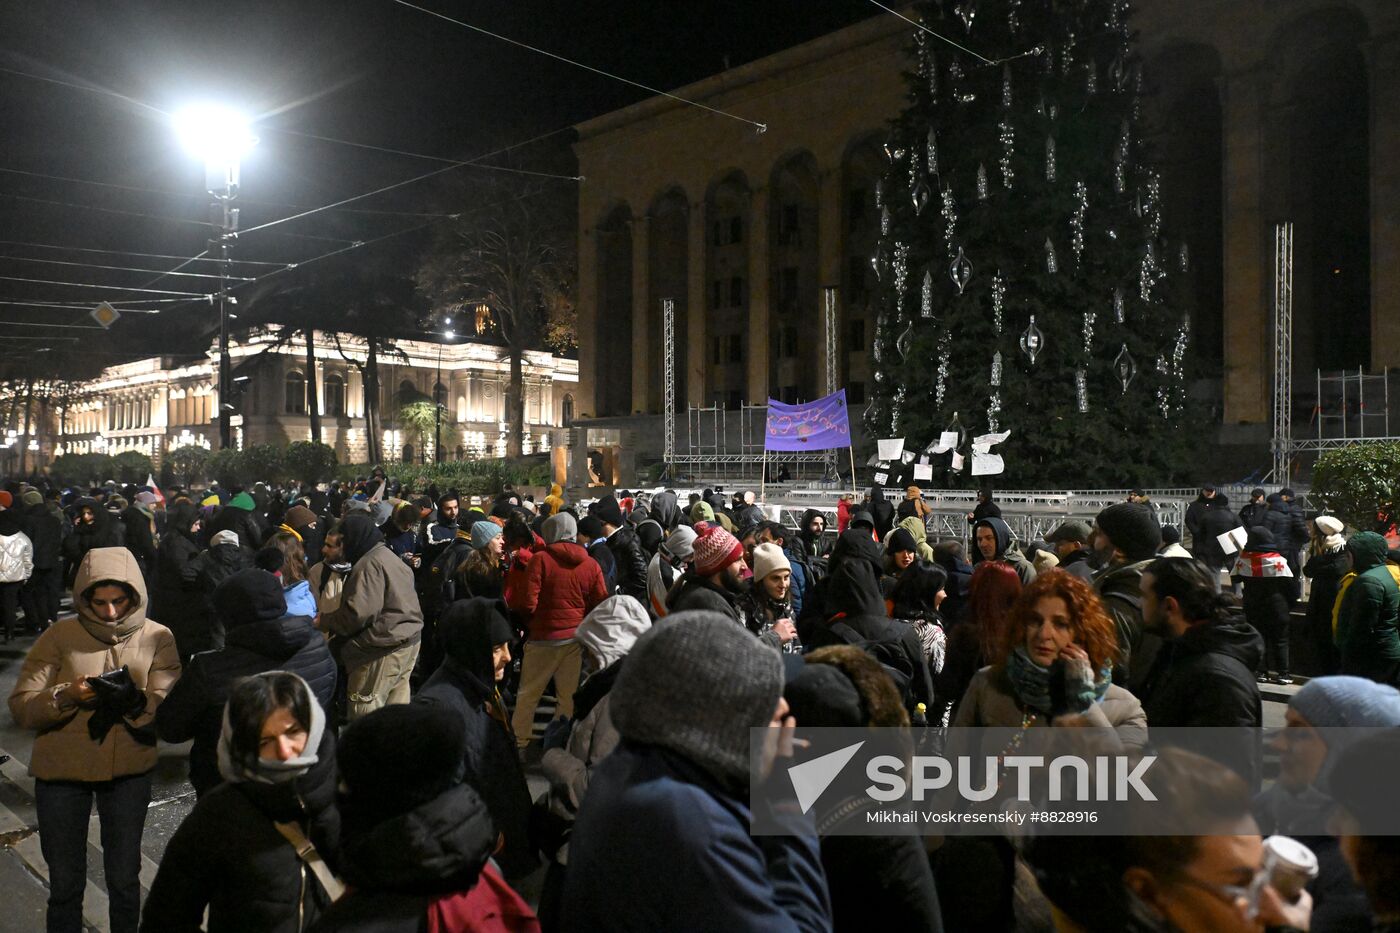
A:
573;1;1400;450
55;329;578;467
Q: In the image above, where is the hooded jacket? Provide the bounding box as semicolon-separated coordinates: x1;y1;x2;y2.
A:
141;695;339;933
605;523;650;602
867;487;895;541
544;483;566;517
414;599;537;881
61;497;125;581
806;550;934;710
1336;532;1400;681
514;540;608;640
648;491;681;532
1261;495;1310;564
156;595;336;796
320;514;424;665
896;515;936;563
1139;607;1264;785
8;547;180;782
151;501;208;660
188;541;255;655
797;508;831;559
972;516;1037;585
119;503;158;577
541;596;651;864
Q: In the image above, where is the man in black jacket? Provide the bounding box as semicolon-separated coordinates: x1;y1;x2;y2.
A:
1238;487;1268;530
19;490;62;631
1263;490;1310;575
804;529;932;711
666;525;750;622
592;494;648;602
1092;502;1162;690
155;569;336;796
1139;557;1263;788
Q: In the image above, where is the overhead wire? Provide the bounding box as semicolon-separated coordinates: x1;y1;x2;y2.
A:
0;193;215;228
386;0;768;133
0;254;257;281
231;126;574;240
0;275;208;297
0;240;286;266
266;129;583;181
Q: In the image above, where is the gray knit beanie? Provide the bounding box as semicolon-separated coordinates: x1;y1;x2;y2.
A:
610;610;783;789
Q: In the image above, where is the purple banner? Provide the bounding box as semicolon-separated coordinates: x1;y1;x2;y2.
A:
764;389;851;451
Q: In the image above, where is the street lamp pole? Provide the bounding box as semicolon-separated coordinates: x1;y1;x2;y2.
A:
175;105;256;451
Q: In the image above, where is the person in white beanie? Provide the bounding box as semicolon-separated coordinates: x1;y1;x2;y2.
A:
736;542;800;653
645;525;696;619
1305;515;1350;675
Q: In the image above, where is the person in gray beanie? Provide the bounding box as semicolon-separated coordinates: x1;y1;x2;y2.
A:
563;610;830;932
1255;676;1400;932
1092;502;1163;690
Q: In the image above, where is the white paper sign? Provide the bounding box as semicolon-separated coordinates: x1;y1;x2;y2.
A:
877;438;905;460
873;471;888;485
973;430;1012;447
971;447;1005;476
913;463;934;481
931;431;959;454
950;452;965;472
1216;527;1248;556
901;449;917;464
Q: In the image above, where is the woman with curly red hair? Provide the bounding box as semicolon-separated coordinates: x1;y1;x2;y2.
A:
953;569;1147;746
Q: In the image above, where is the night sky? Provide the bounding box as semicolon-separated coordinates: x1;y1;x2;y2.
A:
0;1;880;368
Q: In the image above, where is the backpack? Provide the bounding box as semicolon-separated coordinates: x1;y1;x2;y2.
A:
826;619;918;710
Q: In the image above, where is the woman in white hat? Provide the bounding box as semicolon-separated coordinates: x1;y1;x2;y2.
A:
1305;515;1349;676
736;542;800;653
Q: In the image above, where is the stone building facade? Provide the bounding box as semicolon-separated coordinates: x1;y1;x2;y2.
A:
573;1;1400;449
53;329;578;467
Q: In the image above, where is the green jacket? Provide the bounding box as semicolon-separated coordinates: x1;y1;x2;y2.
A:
1336;532;1400;680
897;515;936;563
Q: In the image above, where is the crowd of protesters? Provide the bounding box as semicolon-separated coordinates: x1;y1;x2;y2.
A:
2;470;1399;932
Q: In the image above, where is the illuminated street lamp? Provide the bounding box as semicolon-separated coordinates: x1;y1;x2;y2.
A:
173;104;258;450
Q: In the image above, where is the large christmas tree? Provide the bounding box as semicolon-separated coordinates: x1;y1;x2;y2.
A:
867;0;1194;488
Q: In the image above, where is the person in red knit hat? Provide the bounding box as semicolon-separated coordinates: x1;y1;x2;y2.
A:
664;524;752;622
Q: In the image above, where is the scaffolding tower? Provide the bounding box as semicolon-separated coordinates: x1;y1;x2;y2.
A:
662;297;676;475
1270;222;1294;483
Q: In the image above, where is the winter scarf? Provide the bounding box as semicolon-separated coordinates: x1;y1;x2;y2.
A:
1005;646;1110;716
215;673;326;785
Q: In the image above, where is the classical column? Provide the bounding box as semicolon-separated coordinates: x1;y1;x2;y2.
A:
577;221;600;418
1219;67;1270;425
687;199;708;408
630;214;652;413
1368;34;1400;370
816;167;843;394
746;185;771;405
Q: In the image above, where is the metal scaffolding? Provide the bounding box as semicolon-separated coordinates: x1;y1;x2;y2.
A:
1270;222;1294;483
822;286;839;480
662;297;676;473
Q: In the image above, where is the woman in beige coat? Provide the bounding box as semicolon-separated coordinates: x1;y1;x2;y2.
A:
8;546;180;933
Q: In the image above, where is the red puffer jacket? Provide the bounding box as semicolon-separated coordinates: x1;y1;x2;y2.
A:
502;533;546;615
513;541;608;640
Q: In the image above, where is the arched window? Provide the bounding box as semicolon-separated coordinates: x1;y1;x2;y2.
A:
402;443;414;463
400;379;417;398
285;372;307;414
324;374;345;417
562;393;575;428
455;445;465;461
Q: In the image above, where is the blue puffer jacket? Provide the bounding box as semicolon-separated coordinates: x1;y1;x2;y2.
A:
564;740;831;932
155;614;337;796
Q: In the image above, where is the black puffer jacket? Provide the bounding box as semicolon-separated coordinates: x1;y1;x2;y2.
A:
1261;496;1310;567
307;784;497;933
140;727;340;933
805;549;933;710
22;500;62;570
605;524;649;602
188;543;255;653
1139;607;1264;786
1195;503;1244;572
151;502;208;661
120;504;158;579
156;614;337;796
415;600;538;881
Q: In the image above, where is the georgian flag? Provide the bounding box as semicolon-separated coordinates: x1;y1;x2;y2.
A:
1233;551;1293;579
